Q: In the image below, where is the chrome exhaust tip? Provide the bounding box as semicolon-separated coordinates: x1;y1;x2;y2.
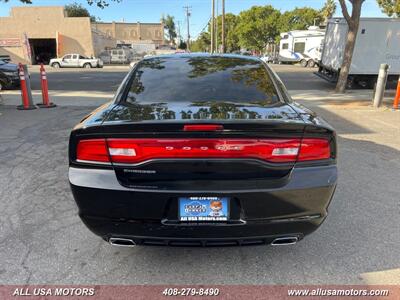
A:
271;236;298;246
109;237;136;247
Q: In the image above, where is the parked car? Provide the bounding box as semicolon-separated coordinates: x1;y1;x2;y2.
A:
104;48;133;64
260;54;274;63
49;54;103;68
0;59;19;90
0;55;12;63
69;54;337;247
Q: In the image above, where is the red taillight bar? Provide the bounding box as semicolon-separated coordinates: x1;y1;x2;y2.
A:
76;138;331;164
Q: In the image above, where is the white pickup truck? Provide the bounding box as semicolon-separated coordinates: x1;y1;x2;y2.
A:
49;54;103;69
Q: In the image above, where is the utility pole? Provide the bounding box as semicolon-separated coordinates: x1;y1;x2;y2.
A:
221;0;225;53
215;0;219;53
211;0;215;53
177;20;182;46
183;6;191;51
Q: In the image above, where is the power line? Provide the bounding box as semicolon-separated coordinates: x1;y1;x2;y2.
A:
193;17;211;40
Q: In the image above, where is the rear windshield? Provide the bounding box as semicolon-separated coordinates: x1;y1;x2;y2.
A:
123;56;280;105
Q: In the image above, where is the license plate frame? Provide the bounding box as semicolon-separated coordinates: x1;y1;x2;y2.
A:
179;197;230;222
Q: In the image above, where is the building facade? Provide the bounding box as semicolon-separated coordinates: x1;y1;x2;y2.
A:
92;22;164;46
0;6;164;64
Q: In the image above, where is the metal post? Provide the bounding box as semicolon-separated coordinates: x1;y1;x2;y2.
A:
373;64;389;108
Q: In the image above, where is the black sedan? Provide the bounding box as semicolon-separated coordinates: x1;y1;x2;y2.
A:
0;59;19;90
69;54;337;247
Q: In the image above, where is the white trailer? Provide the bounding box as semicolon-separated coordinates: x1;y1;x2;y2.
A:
278;27;325;67
317;18;400;88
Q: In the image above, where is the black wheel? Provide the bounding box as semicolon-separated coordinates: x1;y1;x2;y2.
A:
308;60;316;68
300;59;308;67
346;77;355;89
52;62;60;68
84;63;92;69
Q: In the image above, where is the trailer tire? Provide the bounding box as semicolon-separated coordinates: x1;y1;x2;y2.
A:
346;77;356;89
308;60;316;68
300;59;308;67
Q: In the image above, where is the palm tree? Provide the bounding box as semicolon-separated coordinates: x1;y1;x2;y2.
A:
320;0;337;24
161;15;177;45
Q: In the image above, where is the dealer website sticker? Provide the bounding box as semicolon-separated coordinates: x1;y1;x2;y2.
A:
179;197;229;221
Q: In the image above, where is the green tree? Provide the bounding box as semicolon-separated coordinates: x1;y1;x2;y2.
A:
178;40;187;50
65;2;97;22
214;13;240;53
377;0;400;17
236;5;281;52
190;32;210;52
0;0;121;8
278;7;323;33
161;15;177;45
320;0;337;22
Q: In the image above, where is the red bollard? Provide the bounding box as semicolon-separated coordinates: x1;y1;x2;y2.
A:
393;76;400;110
37;64;56;108
17;63;36;110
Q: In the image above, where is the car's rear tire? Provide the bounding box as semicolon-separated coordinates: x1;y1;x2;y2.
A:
300;59;308;67
308;60;316;68
0;80;5;91
52;62;60;68
84;63;92;69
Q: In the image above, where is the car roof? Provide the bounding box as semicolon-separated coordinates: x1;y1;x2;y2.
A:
141;52;262;63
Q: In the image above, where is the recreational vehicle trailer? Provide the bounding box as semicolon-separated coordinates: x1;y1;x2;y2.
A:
278;27;325;67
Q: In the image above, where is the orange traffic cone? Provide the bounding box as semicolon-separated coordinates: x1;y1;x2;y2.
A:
37;64;56;108
17;63;36;110
393;77;400;109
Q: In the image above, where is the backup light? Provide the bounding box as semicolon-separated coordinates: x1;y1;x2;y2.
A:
272;147;299;156
109;148;136;156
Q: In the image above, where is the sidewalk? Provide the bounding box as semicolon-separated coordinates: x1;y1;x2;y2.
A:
290;89;396;107
0;89;398;108
0;90;114;107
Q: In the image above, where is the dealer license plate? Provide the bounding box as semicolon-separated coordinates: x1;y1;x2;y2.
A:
179;197;229;222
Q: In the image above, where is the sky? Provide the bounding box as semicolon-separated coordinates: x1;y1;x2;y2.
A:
0;0;387;39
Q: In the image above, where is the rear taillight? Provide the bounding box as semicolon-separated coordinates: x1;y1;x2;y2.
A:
106;138;302;163
298;138;331;161
76;139;109;163
76;138;331;164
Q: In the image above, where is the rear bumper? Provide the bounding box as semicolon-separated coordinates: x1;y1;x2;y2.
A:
69;165;337;244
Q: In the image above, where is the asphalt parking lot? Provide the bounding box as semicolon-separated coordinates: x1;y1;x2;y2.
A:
27;63;334;92
0;64;399;285
29;66;128;92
